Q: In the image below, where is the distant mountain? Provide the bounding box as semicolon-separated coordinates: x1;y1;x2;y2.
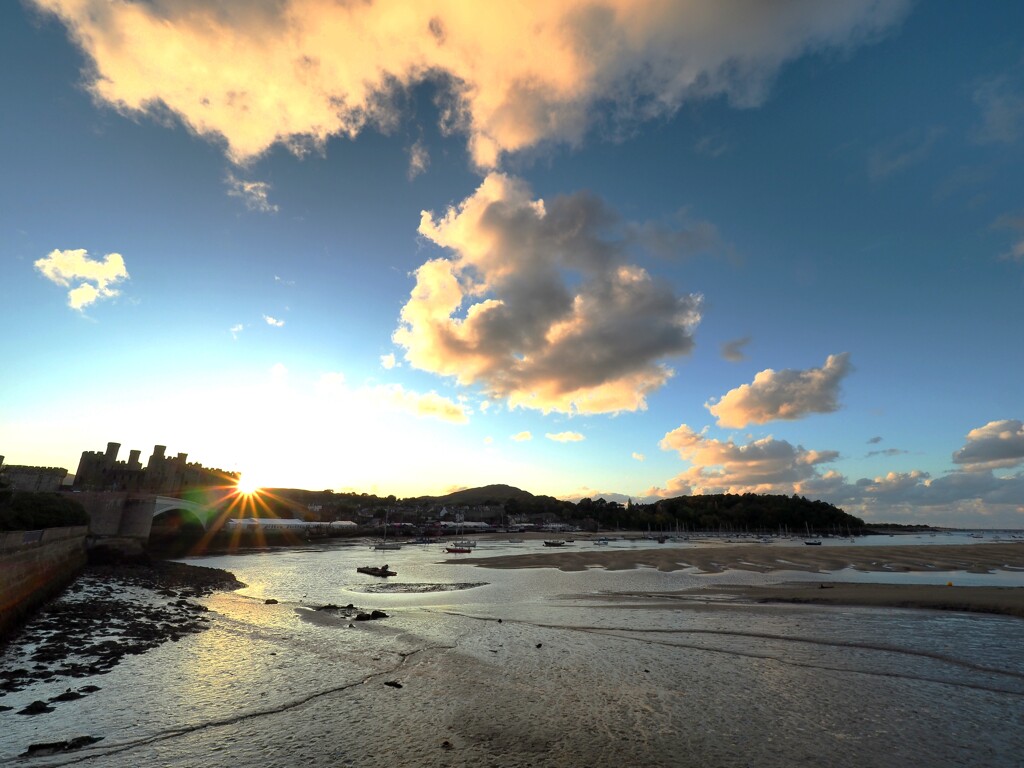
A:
419;484;535;506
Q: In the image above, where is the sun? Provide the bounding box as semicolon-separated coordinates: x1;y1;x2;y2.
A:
235;474;262;495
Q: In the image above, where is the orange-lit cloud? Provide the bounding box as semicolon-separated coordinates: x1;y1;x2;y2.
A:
32;0;910;168
651;423;837;496
547;431;585;443
371;383;469;424
649;419;1024;525
706;353;851;428
34;247;129;310
511;431;533;442
393;173;702;414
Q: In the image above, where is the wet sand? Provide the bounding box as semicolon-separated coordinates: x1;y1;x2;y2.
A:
453;541;1024;617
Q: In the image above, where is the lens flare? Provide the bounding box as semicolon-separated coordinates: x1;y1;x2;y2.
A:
235;474;262;495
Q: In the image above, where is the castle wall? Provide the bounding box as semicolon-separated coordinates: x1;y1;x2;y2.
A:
0;466;68;492
0;526;87;639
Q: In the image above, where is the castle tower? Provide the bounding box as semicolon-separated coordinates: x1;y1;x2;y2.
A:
104;442;120;467
128;449;142;470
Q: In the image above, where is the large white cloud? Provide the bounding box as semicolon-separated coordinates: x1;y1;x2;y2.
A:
34;248;129;310
392;174;702;414
32;0;909;168
706;353;851;428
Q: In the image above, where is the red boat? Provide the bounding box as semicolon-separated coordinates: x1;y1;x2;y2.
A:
445;546;472;554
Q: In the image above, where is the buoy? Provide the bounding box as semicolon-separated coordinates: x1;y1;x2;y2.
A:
946;581;953;587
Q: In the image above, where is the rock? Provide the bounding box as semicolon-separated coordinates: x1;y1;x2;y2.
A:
21;736;103;757
536;643;543;648
354;610;388;621
50;689;85;702
265;599;279;605
384;680;403;688
18;700;54;715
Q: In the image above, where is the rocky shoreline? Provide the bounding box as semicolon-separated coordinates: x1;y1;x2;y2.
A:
0;560;243;711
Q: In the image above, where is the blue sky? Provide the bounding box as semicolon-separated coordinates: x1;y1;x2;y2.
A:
2;0;1022;526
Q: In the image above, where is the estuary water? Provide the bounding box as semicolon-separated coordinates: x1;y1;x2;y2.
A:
2;537;1023;767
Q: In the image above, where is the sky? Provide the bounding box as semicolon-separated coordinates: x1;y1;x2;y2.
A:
1;0;1022;527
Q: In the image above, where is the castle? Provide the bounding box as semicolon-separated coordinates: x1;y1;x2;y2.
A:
72;442;238;494
0;456;68;492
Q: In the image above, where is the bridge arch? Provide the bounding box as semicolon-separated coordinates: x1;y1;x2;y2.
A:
152;496;222;530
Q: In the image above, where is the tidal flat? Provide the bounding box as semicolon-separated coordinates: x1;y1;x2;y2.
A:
2;537;1023;767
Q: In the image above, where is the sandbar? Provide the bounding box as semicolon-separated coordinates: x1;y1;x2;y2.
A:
452;541;1024;617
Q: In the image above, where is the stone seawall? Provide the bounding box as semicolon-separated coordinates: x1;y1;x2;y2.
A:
0;526;87;639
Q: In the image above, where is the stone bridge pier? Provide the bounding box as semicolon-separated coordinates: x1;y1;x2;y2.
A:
72;492;157;558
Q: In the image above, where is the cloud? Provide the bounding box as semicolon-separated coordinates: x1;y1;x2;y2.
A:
225;173;278;213
650;418;1024;527
546;431;585;443
694;135;729;158
720;336;751;362
229;323;244;339
866;448;908;458
34;248;130;311
408;139;430;180
393;174;702;414
652;424;837;495
866;126;944;180
972;72;1024;145
867;436;883;444
993;212;1024;263
706;353;851;428
32;0;910;169
952;419;1024;470
380;353;398;370
263;315;285;327
511;431;533;442
371;384;469;424
632;452;645;462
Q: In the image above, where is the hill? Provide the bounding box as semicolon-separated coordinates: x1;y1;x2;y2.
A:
415;484;535;506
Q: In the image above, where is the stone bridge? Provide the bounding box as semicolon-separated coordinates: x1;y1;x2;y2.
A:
152;496;222;529
71;492;225;557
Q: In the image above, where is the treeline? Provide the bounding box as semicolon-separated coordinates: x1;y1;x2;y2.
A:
0;478;89;531
564;493;864;534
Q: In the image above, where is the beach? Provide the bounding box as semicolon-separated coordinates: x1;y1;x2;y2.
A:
1;537;1022;767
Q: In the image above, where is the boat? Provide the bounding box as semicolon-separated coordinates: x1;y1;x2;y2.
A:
357;566;396;577
372;511;402;550
450;539;476;548
445;546;472;554
543;540;566;547
594;537;610;545
507;538;524;544
803;521;821;546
